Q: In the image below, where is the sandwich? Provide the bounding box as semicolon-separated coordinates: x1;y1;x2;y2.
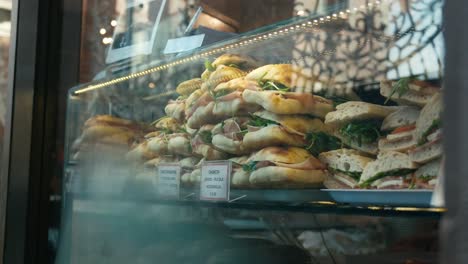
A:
179;156;201;186
146;117;186;155
380;78;440;107
211;77;261;117
175;78;203;96
378;106;420;153
125;141;158;162
167;132;192;156
185;158;205;185
325;101;398;155
191;124;229;160
242;110;332;151
410;92;443;163
201;54;258;81
319;149;374;189
359;151;419;189
242;64;334;117
80;115;148;146
244;147;328;188
165;99;186;122
230;156;250;188
413;158;441;189
211;117;251;155
185;91;219;129
202;65;247;91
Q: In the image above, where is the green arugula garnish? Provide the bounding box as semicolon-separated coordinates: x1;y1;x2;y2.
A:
384;77;412;104
242;161;258;172
199;130;213;144
260;81;290;92
205;60;215;72
305;132;342;156
360;168;416;188
329;168;361;181
419;119;441;145
418;175;435;181
339;120;382;147
248;115;278;127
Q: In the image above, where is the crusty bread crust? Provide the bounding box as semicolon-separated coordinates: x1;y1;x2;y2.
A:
249;166;326;187
318;149;374;172
231;169;250;187
243;89;333;117
325;101;398;127
415;158;441;178
176;78;203;96
243;125;307;151
249;146;311;164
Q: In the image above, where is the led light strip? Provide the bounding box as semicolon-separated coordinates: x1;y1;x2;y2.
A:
74;0;383;94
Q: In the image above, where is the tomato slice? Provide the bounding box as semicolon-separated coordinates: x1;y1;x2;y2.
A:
392;125;416;134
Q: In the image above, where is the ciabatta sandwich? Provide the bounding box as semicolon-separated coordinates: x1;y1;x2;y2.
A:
380;79;440;107
191;124;229;160
410;92;443;163
230;156;250;188
413;158;441;189
245;147;327;188
319;149;374;189
201;54;258;81
325;102;398;155
211;77;261;117
211;117;250;155
378;106;420;152
242;110;331;151
359;151;419;189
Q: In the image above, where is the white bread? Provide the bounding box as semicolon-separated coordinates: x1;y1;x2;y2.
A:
414;158;441;178
193;142;229;160
360;151;419;184
409;140;442;164
318;149;374;173
179;156;200;169
325;101;398;127
249;166;326;188
381;106;420;131
232;169;250;187
176;78;203;96
243;89;334;117
380;80;440;107
378;137;417;153
385;130;414;142
243;125;307;151
212;96;260;117
414;92;443;144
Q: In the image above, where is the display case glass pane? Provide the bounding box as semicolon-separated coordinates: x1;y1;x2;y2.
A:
55;0;445;263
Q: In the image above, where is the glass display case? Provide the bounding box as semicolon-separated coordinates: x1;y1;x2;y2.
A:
6;0;462;263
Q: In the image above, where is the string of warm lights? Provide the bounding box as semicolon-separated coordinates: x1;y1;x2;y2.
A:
74;0;384;95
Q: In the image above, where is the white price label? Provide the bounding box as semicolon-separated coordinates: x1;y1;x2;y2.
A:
157;163;181;199
200;161;231;201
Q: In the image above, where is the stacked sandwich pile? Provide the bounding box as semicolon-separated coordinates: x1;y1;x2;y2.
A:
320;79;443;189
164;54;339;188
75;54;443;191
